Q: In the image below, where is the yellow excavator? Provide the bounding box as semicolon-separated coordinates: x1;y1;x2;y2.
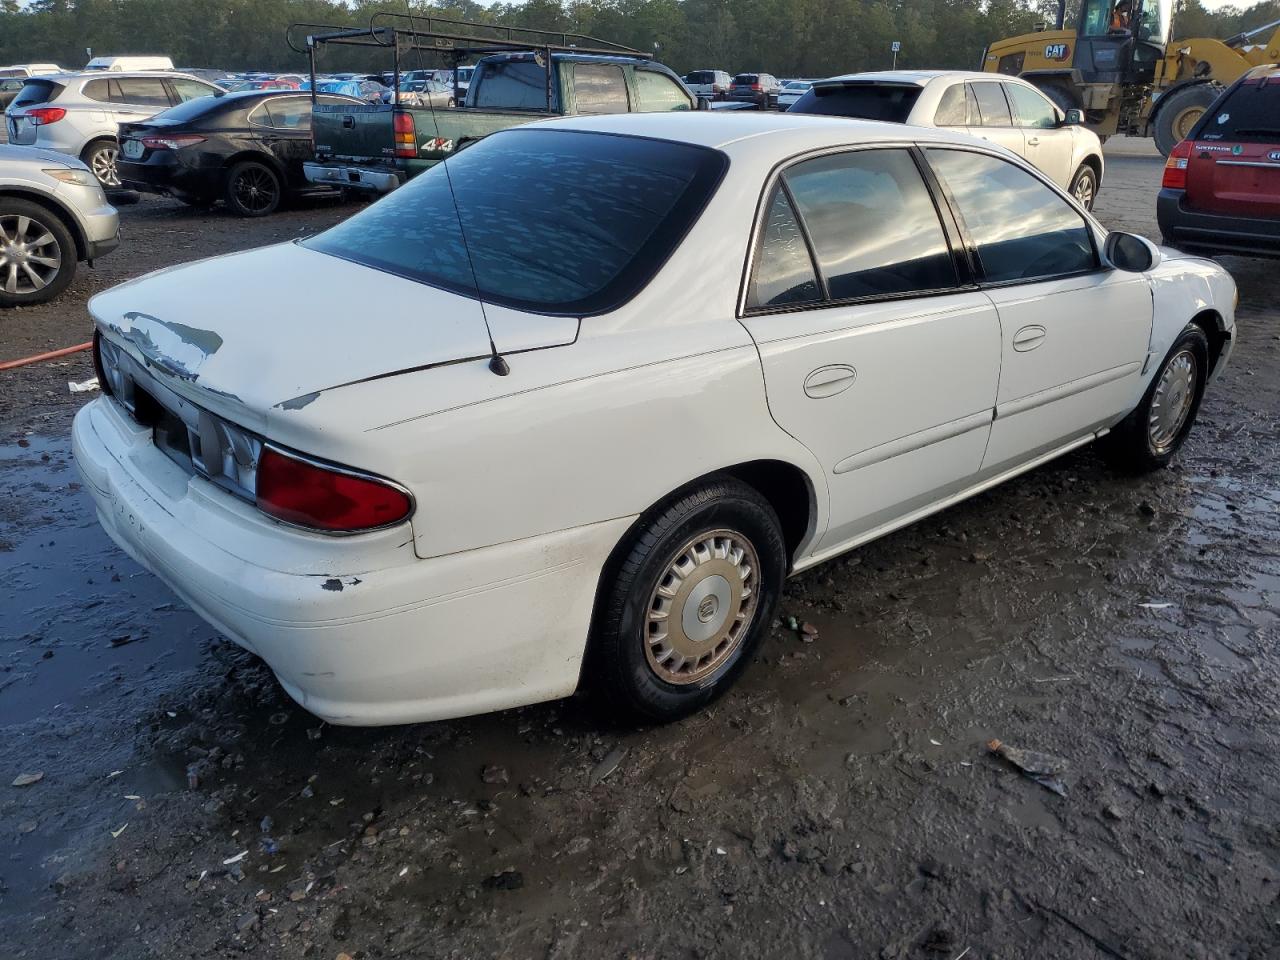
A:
982;0;1280;154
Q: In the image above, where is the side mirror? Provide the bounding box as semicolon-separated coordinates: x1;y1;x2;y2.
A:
696;95;712;111
1063;108;1085;125
1104;231;1159;272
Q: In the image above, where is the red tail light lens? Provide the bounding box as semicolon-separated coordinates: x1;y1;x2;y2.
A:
255;447;412;533
140;134;206;151
752;83;762;91
393;110;416;159
26;107;66;126
1162;139;1193;190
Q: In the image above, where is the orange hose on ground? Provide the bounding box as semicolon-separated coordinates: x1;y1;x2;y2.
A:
0;341;93;371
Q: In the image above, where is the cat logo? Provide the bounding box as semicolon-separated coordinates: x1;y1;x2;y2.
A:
1044;42;1071;61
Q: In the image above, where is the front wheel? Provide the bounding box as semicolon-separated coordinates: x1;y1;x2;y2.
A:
224;161;282;217
586;477;786;723
0;198;77;308
1069;163;1099;211
1103;324;1209;473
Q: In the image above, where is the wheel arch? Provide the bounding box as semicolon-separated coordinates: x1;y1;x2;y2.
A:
0;188;87;261
222;150;287;182
1188;307;1229;377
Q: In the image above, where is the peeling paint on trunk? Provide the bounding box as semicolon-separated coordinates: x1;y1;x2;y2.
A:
108;312;223;382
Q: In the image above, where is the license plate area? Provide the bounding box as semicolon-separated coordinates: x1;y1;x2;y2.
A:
121;138;144;160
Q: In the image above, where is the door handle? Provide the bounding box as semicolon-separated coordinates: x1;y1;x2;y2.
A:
803;364;857;399
1026;136;1040;146
1012;325;1047;352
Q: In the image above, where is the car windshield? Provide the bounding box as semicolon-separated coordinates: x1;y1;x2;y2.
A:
784;82;811;91
788;83;922;121
303;128;728;316
1195;80;1280;143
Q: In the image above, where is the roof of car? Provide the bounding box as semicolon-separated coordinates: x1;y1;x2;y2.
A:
535;110;988;153
39;70;212;83
816;69;1003;86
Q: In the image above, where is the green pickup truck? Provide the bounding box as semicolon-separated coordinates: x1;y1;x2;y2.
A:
303;52;696;193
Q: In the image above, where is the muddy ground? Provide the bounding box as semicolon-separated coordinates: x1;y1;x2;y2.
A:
1;154;1278;960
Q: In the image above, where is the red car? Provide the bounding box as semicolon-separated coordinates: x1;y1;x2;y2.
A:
1158;64;1280;258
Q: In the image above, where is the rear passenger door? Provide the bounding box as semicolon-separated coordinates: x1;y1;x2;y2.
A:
737;147;1002;552
925;147;1152;471
966;81;1025;158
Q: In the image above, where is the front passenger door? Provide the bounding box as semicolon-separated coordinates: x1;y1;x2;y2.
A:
738;147;1002;552
1004;81;1073;186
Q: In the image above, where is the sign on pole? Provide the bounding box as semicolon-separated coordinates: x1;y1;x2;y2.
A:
890;40;901;69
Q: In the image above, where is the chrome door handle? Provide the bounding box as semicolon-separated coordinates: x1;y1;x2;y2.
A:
1027;136;1040;146
1013;325;1047;352
803;364;857;398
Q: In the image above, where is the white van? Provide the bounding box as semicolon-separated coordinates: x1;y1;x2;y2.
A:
0;64;66;78
84;56;174;73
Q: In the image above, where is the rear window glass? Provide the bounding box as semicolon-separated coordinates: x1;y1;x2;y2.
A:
152;94;226;123
1195;81;1280;143
13;79;63;108
788;84;922;122
734;74;759;84
303;129;727;316
471;61;551;111
685;71;714;84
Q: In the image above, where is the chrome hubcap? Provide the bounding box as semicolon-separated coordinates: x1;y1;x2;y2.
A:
0;214;62;295
1148;349;1197;453
644;529;760;685
90;146;120;187
1074;174;1095;208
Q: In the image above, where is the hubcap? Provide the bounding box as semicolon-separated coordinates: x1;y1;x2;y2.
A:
0;214;62;295
1148;349;1197;453
234;168;278;213
1073;173;1095;209
90;146;120;187
644;529;760;685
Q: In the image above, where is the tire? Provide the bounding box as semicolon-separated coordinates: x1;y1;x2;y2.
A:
586;476;787;724
1153;84;1220;156
81;139;121;188
1103;324;1209;473
1038;82;1080;115
224;161;282;217
1068;162;1099;211
0;197;78;308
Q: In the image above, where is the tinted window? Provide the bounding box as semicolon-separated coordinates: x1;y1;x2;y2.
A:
788;84;922;122
749;188;821;309
471;61;552;111
83;78;112;102
574;64;629;114
685;71;713;84
304;128;727;315
928;149;1096;283
1006;83;1057;128
970;82;1012;126
1195;81;1280;143
13;79;62;107
152;94;227;123
1;79;25;92
933;84;968;126
783;149;956;301
636;70;691;112
115;77;171;106
734;74;759;84
265;97;312;129
171;77;217;103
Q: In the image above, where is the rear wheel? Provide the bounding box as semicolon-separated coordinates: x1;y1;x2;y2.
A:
1103;324;1209;472
224;161;282;217
1153;84;1220;156
0;198;77;308
1069;163;1099;210
81;139;121;188
587;477;786;723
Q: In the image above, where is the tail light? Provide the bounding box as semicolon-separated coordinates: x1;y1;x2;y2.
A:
751;83;762;91
140;134;206;151
255;446;413;533
1162;139;1193;190
393;110;416;159
25;107;66;126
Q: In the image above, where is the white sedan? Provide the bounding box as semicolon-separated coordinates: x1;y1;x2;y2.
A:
73;113;1236;726
786;70;1106;209
777;79;814;109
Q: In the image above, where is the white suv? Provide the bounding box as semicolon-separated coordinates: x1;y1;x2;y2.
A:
4;71;221;187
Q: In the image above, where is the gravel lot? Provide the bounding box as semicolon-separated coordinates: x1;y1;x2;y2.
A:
1;151;1278;960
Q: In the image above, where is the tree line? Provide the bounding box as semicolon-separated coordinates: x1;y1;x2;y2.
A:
1;0;1276;79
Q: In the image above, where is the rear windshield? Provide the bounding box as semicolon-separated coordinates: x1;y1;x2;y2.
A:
788;83;922;122
303;129;727;316
12;79;64;108
734;74;759;84
148;94;224;123
470;60;553;111
1195;80;1280;143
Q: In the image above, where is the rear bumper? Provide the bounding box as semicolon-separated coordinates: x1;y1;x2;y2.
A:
304;161;403;193
1157;188;1280;259
117;154;222;200
72;396;634;725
